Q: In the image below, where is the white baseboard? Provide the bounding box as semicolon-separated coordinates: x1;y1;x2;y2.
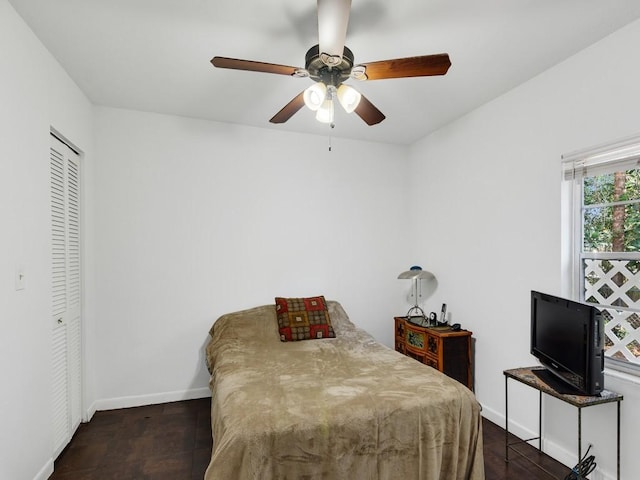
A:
90;387;211;412
481;404;615;480
85;400;97;422
481;403;536;440
33;459;53;480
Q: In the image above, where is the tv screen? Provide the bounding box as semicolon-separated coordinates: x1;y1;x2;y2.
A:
530;291;604;395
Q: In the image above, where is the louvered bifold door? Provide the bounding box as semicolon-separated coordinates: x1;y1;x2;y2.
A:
50;134;82;458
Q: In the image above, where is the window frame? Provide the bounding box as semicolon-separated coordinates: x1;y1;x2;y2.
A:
562;133;640;376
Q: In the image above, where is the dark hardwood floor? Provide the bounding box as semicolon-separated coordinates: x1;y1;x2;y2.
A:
50;399;212;479
483;417;571;479
51;398;571;479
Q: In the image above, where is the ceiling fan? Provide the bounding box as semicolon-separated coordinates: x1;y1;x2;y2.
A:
211;0;451;126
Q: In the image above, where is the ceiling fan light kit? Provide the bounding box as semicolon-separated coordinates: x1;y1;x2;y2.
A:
316;96;335;124
303;81;360;124
336;84;361;113
303;82;327;111
211;0;451;127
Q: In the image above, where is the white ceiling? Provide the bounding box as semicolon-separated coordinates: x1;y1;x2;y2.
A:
9;0;640;145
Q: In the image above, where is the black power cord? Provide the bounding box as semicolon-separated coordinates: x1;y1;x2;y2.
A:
564;444;597;480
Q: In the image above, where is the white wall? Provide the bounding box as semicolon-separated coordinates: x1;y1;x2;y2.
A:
408;18;640;480
0;1;94;479
90;107;411;409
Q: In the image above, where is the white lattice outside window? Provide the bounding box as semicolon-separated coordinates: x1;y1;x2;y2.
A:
563;134;640;373
583;256;640;363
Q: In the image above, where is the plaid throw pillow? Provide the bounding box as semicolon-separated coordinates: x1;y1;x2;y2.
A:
275;296;336;342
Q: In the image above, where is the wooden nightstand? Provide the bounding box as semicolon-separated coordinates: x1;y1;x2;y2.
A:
394;316;473;390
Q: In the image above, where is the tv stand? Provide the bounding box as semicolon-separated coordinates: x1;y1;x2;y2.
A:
504;367;623;480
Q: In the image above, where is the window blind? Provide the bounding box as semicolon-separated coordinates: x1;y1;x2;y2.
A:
562;133;640;180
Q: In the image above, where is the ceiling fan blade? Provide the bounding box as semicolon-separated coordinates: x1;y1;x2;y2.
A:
211;57;301;76
270;92;306;124
354;94;385;126
317;0;352;64
357;53;451;80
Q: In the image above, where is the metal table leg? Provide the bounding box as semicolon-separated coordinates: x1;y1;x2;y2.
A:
578;407;582;478
538;389;542;450
505;375;509;463
617;401;621;480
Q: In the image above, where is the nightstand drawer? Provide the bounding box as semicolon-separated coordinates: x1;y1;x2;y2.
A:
424;356;439;370
404;322;427;353
404;322;441;356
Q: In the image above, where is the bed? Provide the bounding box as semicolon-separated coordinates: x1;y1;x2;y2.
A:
204;299;485;479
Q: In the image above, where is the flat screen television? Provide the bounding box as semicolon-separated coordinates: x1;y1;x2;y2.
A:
530;291;604;396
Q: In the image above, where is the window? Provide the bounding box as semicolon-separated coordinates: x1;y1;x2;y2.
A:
563;134;640;374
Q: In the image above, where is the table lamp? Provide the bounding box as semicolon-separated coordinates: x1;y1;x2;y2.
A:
398;266;437;322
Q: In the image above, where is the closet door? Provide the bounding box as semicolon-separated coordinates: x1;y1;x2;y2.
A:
50;134;82;458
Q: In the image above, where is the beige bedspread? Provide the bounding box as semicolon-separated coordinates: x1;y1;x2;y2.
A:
205;301;484;480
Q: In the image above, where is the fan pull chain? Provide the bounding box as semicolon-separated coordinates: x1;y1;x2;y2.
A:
328;122;335;151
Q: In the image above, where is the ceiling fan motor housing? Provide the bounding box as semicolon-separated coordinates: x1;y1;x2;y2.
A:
305;44;354;86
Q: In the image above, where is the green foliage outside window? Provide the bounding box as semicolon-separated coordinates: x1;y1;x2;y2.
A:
583;169;640;252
